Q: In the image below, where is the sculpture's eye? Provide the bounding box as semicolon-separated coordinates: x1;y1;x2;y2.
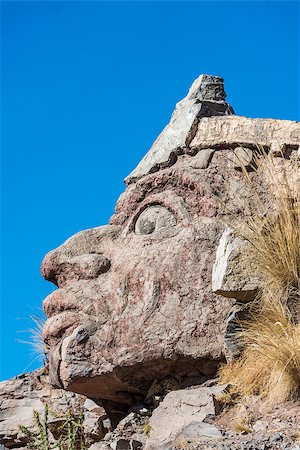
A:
134;205;177;235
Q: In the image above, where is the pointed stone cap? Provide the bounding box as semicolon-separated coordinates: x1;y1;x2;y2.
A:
125;74;234;184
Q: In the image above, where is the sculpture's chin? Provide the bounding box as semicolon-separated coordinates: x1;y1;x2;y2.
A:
47;327;86;390
48;324;225;407
48;339;64;388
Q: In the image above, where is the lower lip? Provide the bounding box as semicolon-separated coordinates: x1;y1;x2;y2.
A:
43;311;79;345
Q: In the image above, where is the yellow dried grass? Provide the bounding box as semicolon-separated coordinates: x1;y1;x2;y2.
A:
219;149;300;404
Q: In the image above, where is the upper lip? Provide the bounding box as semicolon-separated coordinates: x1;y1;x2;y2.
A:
43;289;78;318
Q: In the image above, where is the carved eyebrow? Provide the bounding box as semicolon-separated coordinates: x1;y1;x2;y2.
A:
121;191;191;236
112;166;208;228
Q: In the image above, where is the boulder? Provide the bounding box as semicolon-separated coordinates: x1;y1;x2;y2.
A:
145;384;227;450
190;116;300;154
232;146;254;170
103;412;148;450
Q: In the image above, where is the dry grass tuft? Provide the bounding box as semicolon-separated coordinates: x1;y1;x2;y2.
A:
219;149;300;404
236;148;300;294
220;288;300;403
29;314;49;358
215;390;236;407
18;313;49;365
233;416;253;434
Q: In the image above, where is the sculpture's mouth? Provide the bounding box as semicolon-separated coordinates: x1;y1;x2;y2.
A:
42;290;80;346
43;311;79;346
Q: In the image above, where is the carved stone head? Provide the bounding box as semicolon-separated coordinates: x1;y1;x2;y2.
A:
41;75;299;406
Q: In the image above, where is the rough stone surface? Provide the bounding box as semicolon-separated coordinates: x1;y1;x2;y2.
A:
145;385;226;449
84;391;300;449
88;444;111;450
0;369;106;449
42;172;242;402
126;112;299;185
212;227;259;301
232;146;254;169
190;116;300;153
125;74;234;184
102;412;147;449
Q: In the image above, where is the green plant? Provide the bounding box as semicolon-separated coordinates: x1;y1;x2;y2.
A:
19;404;51;450
143;422;152;436
19;404;87;450
58;410;86;450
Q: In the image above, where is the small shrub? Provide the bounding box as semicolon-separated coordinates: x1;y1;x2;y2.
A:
19;405;51;450
19;404;87;450
143;423;152;436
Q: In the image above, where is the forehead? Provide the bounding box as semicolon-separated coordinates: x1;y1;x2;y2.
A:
111;148;245;226
113;114;300;227
126;116;300;184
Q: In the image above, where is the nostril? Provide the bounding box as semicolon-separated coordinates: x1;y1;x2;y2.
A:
75;254;111;277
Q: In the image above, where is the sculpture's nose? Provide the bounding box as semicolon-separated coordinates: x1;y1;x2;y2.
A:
41;225;120;288
41;251;111;287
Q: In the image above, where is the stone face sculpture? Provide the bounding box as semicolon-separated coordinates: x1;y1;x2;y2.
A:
41;74;300;407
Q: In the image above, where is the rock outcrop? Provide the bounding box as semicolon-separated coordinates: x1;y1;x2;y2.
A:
1;74;299;449
0;369;107;449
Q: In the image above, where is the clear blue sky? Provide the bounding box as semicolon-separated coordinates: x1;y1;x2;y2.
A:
1;1;299;381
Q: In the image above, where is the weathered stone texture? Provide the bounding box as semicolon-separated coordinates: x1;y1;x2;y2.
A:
0;370;106;449
145;384;226;450
125;74;234;184
126;78;299;184
212;227;259;301
190;116;300;151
